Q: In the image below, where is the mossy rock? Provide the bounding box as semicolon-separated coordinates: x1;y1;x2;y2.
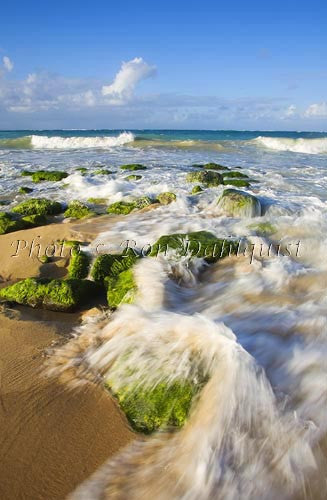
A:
21;170;34;177
105;268;137;308
217;189;261;218
31;170;68;183
186;170;223;187
64;200;95;219
12;198;63;216
107;201;136;215
21;214;47;228
248;222;276;236
107;197;156;215
222;171;249;179
68;250;90;279
109;380;197;434
191;185;203;195
0;278;99;312
0;212;26;235
87;197;108;205
19;186;33;194
223;179;250;188
75;167;88;174
125;174;142;181
157;192;177;205
120;164;147;171
93;169;113;175
150;230;239;263
91;253;137;285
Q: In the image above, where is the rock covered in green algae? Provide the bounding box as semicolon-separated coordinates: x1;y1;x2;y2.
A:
0;212;26;234
222;171;249;179
223;179;251;188
157;192;177;205
105;268;137;308
150;230;239;263
109;380;198;433
19;186;33;194
64;200;95;219
91;253;137;285
30;170;68;183
93;169;113;175
217;189;261;218
107;201;136;215
75;167;88;174
107;196;156;215
125;174;142;181
68;250;90;279
0;278;99;312
191;185;204;194
21;170;33;177
12;198;63;216
120;164;147;171
186;170;223;187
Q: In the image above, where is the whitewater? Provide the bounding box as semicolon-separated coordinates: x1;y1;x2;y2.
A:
1;129;327;499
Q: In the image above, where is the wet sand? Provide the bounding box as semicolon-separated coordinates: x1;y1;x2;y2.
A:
0;220;134;499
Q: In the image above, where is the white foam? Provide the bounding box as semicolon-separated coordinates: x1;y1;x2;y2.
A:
30;132;134;149
253;136;327;154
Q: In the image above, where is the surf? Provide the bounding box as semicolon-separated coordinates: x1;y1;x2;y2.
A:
252;136;327;154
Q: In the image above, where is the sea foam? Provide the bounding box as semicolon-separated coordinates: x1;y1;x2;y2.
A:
29;132;134;149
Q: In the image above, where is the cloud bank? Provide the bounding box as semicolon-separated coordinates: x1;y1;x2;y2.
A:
0;55;326;130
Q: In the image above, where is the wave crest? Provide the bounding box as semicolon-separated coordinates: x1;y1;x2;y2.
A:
253;136;327;154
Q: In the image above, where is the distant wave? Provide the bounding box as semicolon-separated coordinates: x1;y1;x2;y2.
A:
0;132;135;149
252;136;327;154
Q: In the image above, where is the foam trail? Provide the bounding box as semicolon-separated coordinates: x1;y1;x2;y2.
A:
253;136;327;154
47;260;320;500
30;132;134;149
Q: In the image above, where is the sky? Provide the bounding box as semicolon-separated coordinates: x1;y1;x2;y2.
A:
0;0;326;130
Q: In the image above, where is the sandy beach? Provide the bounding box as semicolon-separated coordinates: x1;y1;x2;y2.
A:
0;221;134;500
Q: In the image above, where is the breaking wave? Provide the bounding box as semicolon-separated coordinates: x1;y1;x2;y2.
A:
252;136;327;154
0;132;135;150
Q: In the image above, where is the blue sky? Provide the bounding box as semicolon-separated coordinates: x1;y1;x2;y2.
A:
0;0;326;130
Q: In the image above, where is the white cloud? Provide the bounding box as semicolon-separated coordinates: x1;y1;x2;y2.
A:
285;104;297;117
3;56;13;72
305;102;327;117
102;57;156;104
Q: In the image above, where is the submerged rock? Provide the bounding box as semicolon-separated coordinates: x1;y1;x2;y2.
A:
19;186;33;194
87;197;108;205
107;197;156;215
125;174;142;181
223;179;250;188
120;164;147;171
191;185;204;194
0;278;99;312
64;200;95;219
248;222;276;236
12;198;63;216
194;162;229;171
93;169;113;175
109;380;198;434
222;171;249;179
150;230;239;262
186;170;223;187
157;192;177;205
217;189;261;218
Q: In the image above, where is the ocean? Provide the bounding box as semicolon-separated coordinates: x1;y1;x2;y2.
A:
2;129;327;498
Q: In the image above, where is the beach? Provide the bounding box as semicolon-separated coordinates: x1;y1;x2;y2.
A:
0;221;134;500
0;130;326;499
